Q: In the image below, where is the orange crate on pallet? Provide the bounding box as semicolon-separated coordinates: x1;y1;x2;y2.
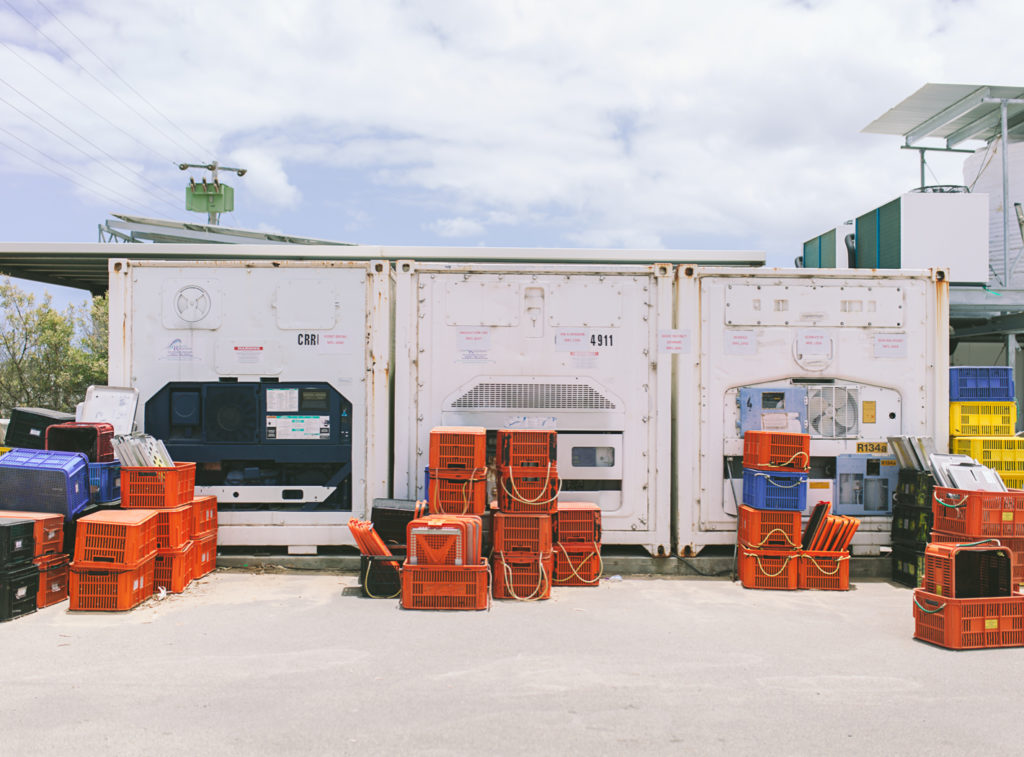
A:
931;532;1024;589
191;494;218;537
154;504;192;550
69;556;155;611
496;467;559;514
73;510;158;568
492;551;553;600
155;541;194;594
34;553;68;608
553;542;601;586
428;426;487;471
406;515;481;566
922;541;1013;598
401;562;490;610
737;505;801;550
743;431;810;472
497;429;557;469
554;502;601;543
428;470;488;515
932;486;1024;538
120;462;195;509
798;551;850;590
193;533;217;578
0;510;63;556
494;513;552;554
914;589;1024;649
738;548;799;590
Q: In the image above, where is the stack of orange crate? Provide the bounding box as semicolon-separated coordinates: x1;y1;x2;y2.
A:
0;510;67;608
553;502;602;587
427;426;488;516
493;430;559;600
70;509;159;611
401;512;488;610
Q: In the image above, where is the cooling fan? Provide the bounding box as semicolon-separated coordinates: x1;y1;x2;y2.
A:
807;386;859;438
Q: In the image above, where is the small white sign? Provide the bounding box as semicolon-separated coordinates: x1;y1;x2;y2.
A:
457;328;491;351
874;333;908;358
659;329;691;354
318;332;355;355
232;344;265;365
266;388;299;413
555;330;590;352
725;330;757;356
796;330;831;355
266;415;331;440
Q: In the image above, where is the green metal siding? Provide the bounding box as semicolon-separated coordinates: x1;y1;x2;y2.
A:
820;229;836;267
803;238;820;268
854;198;902;269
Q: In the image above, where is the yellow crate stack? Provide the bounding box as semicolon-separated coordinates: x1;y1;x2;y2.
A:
949;402;1020;489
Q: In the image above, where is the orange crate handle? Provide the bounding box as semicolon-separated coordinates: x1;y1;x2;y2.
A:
500;462;561;505
749;527;800;549
554;542;602;585
743;551;794;577
498;550;549;601
802;553;849;576
913;596;947;614
934;491;967;509
767;451;809;469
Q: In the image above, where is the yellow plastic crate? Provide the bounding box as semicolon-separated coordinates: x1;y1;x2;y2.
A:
951;437;1024;473
1002;472;1024;490
0;447;10;457
949;402;1017;437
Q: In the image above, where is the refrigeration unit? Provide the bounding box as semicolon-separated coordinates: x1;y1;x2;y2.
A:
107;259;392;551
392;260;674;555
676;267;949;555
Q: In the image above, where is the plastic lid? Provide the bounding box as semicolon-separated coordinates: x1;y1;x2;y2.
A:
79;386;139;436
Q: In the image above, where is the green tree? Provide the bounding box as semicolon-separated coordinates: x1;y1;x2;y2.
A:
0;278;108;417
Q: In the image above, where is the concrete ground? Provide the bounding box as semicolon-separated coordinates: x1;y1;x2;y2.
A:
2;571;1019;756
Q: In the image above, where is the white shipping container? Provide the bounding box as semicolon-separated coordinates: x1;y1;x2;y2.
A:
393;260;674;555
675;266;949;556
107;258;392;550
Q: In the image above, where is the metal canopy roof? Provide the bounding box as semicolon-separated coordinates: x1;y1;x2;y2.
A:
100;214;356;246
863;83;1024;146
0;242;766;295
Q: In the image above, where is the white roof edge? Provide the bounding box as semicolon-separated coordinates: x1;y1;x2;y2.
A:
689;266;942;279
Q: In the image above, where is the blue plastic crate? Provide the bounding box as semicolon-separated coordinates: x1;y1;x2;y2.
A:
950;366;1015;401
741;468;807;511
0;449;90;518
87;461;121;504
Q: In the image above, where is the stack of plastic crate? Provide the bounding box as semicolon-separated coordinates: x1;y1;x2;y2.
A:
948;367;1020;489
552;502;602;587
427;427;488;515
493;430;558;600
0;449;91;519
737;431;809;590
913;541;1024;649
189;494;218;581
401;513;488;610
890;467;936;588
0;510;66;609
0;516;39;621
70;509;159;611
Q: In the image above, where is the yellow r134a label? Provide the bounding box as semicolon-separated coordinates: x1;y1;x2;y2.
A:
856;442;888;454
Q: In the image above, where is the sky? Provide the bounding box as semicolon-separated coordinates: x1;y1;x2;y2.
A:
0;0;1021;310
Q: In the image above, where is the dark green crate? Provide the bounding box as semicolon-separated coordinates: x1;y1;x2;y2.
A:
895;469;935;509
891;504;933;549
891;545;926;589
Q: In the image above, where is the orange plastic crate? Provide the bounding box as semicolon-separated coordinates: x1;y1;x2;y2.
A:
428;470;488;515
154;504;192;550
154;541;194;594
73;510;158;568
406;515;481;566
738;505;801;549
798;551;850;590
494;513;553;554
496;429;557;469
34;553;69;608
738;548;799;590
401;562;490;610
913;589;1024;649
0;510;63;557
193;533;217;578
492;551;553;600
428;426;487;471
120;462;196;509
554;502;601;543
496;467;559;514
743;431;810;472
553;542;601;586
932;486;1024;538
922;541;1013;599
191;494;218;536
931;531;1024;589
69;556;155;611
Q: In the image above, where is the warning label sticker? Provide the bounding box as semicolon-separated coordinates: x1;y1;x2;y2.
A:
266;415;331;440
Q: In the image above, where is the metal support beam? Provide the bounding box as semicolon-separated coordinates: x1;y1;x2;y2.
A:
904;87;990;146
1009;333;1018;368
953;312;1024;339
1003;100;1011;287
945;98;1024;148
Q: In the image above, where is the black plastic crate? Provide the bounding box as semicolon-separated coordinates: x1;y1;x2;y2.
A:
5;408;75;450
890;504;933;550
0;562;39;621
0;518;34;567
358;554;403;599
370;499;422;546
895;469;935;509
892;545;926;589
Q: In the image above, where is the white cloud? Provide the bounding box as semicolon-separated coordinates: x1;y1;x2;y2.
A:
428;216;485;238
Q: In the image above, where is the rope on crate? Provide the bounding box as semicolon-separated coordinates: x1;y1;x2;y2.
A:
499;550;548;601
751;471;806;489
501;461;562;505
751;527;800;549
767;451;810;468
952;538;1003;548
362;559;401;600
933;491;967;509
742;551;794;578
913;597;947;615
802;553;849;576
554;542;603;585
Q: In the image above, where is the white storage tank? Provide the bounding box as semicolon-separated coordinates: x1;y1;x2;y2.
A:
675;266;949;556
107;258;392;551
392;260;674;555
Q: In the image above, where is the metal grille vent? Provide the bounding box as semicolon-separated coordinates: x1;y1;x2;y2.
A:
451;383;615;410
